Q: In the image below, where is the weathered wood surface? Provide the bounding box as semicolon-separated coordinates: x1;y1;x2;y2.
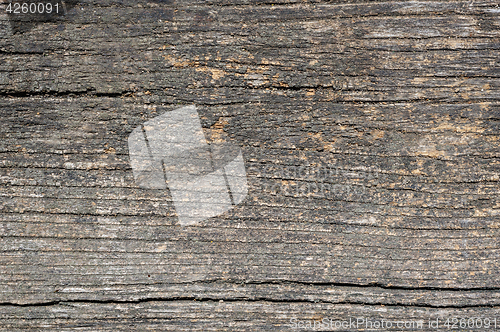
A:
1;0;500;330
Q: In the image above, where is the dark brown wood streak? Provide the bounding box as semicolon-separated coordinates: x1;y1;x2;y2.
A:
1;0;500;330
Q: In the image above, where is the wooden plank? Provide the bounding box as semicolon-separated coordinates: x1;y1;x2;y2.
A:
1;0;500;329
2;301;500;331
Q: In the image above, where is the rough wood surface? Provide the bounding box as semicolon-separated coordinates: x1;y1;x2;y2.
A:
1;0;500;330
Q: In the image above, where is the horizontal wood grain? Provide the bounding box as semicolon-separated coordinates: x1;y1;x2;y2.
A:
0;0;499;329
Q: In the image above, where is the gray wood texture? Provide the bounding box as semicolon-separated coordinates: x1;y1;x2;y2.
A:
1;0;499;330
